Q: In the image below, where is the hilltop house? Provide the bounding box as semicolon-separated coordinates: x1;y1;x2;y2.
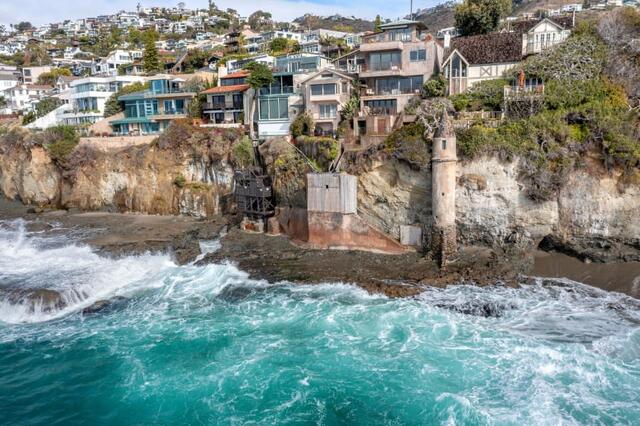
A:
201;70;252;127
110;75;196;135
442;16;574;95
92;50;143;76
58;75;145;126
300;68;354;136
356;20;443;144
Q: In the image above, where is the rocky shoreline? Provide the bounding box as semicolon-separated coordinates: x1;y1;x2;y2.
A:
2;197;639;304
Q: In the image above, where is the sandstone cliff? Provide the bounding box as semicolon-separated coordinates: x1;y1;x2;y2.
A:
358;157;640;262
0;124;244;217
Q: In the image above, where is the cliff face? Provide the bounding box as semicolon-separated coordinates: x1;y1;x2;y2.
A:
1;129;638;262
0;126;240;217
61;145;234;217
0;144;60;206
358;157;640;262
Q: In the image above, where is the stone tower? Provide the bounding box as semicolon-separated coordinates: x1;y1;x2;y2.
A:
431;110;458;266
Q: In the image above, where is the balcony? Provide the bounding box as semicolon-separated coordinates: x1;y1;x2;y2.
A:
504;85;545;99
359;62;403;77
258;86;295;96
202;102;244;111
360;40;404;52
360;87;420;98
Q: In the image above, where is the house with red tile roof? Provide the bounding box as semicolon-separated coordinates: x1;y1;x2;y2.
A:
201;70;252;127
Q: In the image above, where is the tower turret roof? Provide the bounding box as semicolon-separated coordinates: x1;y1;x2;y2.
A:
434;110;454;138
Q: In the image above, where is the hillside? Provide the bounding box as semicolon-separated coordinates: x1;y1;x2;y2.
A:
293;14;374;33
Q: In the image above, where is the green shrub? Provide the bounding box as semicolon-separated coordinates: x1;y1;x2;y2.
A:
173;174;186;188
43;125;79;164
290;112;314;138
296;135;339;171
232;136;255;168
384;122;430;169
422;74;447;98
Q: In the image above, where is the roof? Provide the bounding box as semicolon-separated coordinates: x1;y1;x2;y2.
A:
222;70;249;79
379;19;426;30
299;68;353;85
434;110;454;139
508;16;574;34
447;32;523;65
202;84;250;94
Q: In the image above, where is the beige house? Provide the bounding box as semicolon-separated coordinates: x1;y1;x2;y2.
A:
300;69;354;135
201;70;252;128
356;20;443;144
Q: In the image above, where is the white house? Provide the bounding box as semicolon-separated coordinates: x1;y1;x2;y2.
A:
92;50;143;76
2;84;52;113
56;75;146;126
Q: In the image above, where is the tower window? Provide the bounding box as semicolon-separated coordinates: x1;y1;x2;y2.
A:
442;140;447;150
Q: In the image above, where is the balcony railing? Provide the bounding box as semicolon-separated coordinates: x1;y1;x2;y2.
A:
360;87;420;97
203;102;244;111
504;85;545;98
258;86;294;96
360;62;402;72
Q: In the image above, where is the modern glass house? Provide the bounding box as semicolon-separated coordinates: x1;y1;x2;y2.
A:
110;75;196;135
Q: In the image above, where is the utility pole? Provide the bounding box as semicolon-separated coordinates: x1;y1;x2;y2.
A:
410;0;414;20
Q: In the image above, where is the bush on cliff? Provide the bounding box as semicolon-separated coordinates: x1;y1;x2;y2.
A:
42;125;80;165
295;136;339;171
232;136;255;168
384;122;430;170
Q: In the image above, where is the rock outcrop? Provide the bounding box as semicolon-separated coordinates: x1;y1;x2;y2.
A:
0;125;242;217
358;156;640;262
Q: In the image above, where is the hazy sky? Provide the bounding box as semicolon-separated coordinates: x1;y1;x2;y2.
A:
0;0;441;28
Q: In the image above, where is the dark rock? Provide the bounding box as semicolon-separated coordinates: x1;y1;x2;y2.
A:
82;296;128;315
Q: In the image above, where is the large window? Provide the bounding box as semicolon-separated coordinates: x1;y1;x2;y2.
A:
310;83;337;96
319;104;337;118
368;51;401;71
374;76;423;95
259;97;289;120
410;49;426;61
388;28;412;42
365;99;397;115
221;77;246;86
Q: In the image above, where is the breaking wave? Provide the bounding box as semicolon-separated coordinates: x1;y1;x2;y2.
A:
0;219;639;424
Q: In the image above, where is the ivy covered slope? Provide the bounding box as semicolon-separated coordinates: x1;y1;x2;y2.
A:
455;12;640;201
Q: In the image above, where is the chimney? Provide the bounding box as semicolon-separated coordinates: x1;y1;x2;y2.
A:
444;33;451;50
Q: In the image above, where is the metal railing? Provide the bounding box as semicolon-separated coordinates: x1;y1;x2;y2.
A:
360;62;402;72
258;86;295;96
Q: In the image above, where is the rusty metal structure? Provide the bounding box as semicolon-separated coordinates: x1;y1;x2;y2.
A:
233;168;275;219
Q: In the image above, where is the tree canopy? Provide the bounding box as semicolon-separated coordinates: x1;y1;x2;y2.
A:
143;31;162;74
454;0;513;36
37;68;72;86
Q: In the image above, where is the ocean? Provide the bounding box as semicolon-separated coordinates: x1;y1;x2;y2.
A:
1;218;639;425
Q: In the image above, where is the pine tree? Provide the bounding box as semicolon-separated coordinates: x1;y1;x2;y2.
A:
143;34;161;74
374;15;382;32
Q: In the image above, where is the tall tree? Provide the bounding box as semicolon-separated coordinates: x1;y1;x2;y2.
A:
244;62;274;140
374;15;382;32
143;31;162;74
454;0;512;36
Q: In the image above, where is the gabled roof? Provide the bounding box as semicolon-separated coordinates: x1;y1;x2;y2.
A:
299;67;353;85
445;32;523;65
508;16;574;34
202;84;250;94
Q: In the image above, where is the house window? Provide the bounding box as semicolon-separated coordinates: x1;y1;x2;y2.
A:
369;51;401;71
319;104;337;118
259;97;288;120
310;83;336;96
442;140;447;150
410;49;426;61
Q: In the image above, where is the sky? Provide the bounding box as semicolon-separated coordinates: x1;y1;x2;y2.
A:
0;0;442;29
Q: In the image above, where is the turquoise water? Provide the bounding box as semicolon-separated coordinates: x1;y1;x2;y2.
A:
1;220;640;425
